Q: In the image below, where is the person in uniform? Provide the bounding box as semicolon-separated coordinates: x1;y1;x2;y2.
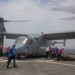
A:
6;44;17;69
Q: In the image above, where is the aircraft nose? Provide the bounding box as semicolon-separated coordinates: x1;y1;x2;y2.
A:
15;46;21;50
15;46;21;52
15;44;25;54
15;44;27;54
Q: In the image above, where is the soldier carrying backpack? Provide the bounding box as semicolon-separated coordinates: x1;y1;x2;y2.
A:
6;44;17;69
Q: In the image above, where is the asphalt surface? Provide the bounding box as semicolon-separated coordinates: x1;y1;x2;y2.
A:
0;56;75;75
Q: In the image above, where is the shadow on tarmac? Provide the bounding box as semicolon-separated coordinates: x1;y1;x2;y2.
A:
0;65;21;71
17;55;75;61
61;56;75;61
18;55;45;60
1;54;75;61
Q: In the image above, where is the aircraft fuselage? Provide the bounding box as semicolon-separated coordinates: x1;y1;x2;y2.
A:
15;36;54;56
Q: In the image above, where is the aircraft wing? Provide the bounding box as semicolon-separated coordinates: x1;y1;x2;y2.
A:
0;32;28;39
42;31;75;40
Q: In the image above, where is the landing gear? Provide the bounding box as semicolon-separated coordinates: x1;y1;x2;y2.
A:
29;54;33;57
16;54;21;59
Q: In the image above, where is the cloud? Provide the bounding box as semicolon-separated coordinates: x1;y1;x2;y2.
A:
33;0;65;6
0;0;75;34
0;0;75;48
0;0;75;31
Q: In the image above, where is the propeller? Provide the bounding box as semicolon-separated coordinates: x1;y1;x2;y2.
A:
52;6;75;21
0;17;30;23
52;6;75;14
61;17;75;20
4;20;30;22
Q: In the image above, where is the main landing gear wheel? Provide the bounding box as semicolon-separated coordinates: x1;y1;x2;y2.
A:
16;54;21;59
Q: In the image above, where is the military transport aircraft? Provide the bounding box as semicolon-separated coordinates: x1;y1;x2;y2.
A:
0;17;75;59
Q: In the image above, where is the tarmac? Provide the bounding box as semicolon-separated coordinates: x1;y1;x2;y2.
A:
0;56;75;75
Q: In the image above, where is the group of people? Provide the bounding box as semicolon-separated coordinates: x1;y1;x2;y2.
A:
46;46;64;61
0;44;64;69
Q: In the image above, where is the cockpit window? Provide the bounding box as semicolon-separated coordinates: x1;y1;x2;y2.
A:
15;37;27;44
15;37;33;45
26;38;33;45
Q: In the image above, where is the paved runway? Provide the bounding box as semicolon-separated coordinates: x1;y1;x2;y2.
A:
0;56;75;75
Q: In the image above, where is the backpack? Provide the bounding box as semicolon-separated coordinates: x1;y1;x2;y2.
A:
8;48;15;57
52;48;56;54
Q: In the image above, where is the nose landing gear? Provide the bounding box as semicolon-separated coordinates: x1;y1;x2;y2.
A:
16;54;21;59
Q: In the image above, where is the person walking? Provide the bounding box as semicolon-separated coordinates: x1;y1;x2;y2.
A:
52;47;57;59
45;46;50;59
54;47;58;57
6;44;17;69
57;48;64;61
49;47;53;59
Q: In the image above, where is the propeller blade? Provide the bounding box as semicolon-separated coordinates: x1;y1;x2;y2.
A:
61;17;75;20
52;6;75;14
4;20;30;22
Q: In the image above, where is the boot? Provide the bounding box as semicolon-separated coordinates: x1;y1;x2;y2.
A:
13;63;17;67
6;65;9;69
14;65;17;67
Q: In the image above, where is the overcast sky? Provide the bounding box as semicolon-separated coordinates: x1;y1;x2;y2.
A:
0;0;75;49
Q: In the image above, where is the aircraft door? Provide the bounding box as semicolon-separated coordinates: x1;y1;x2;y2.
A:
31;39;39;54
25;38;34;54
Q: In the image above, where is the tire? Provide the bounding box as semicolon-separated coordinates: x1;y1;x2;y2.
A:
16;54;21;59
